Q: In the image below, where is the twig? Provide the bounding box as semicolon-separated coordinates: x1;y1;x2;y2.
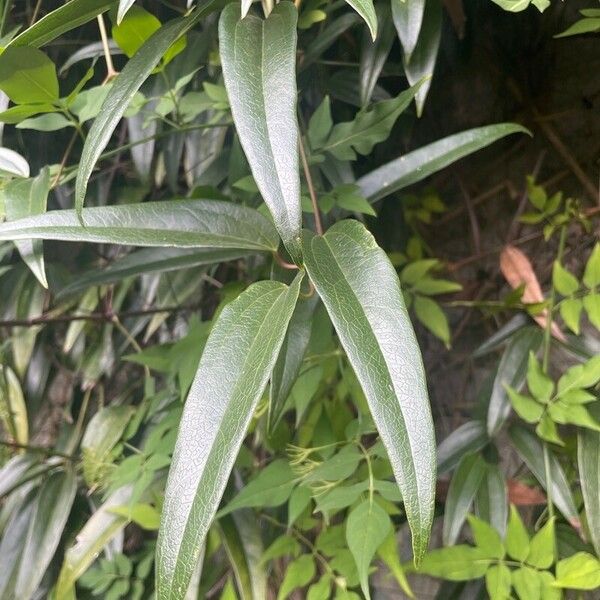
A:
299;135;323;235
97;14;118;83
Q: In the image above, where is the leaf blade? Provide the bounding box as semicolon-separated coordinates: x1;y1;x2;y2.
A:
156;275;302;598
302;220;436;563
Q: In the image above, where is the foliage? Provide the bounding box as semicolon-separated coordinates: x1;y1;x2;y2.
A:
0;0;597;599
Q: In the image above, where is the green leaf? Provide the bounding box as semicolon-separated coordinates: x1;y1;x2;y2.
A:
0;147;29;177
0;365;28;446
584;243;600;288
342;0;377;40
506;386;544;423
2;167;50;287
402;0;441;116
117;0;136;23
277;555;315;600
16;112;73;131
467;515;504;559
437;420;488;475
413;295;451;346
308;96;333;149
219;2;302;262
527;517;555;569
0;103;57;124
318;83;422;160
75;2;219;216
376;533;414;598
109;503;161;530
357;124;530;203
552;261;579;296
488;327;543;436
526;351;553;403
505;505;530;562
269;295;318;431
509;425;579;527
443;453;487;545
346;500;392;599
0;47;58;104
555;552;600;590
56;485;139;598
391;0;425;57
578;429;600;556
560;298;582;334
556;16;600;38
485;564;511;600
583;293;600;330
0;200;279;251
512;566;541;600
474;464;508;536
217;460;297;517
8;0;114;48
359;4;395;105
557;355;600;397
302;219;435;563
156;275;302;598
13;469;77;599
418;545;492;580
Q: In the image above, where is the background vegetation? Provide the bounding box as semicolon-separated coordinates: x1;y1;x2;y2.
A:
0;0;599;598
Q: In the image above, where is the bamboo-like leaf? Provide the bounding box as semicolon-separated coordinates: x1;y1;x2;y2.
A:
391;0;425;57
156;275;302;598
219;2;302;261
443;453;487;545
14;468;77;600
9;0;114;48
578;429;600;555
302;219;435;563
343;0;377;39
510;425;579;528
59;247;250;298
0;200;279;251
75;0;221;216
356;124;530;203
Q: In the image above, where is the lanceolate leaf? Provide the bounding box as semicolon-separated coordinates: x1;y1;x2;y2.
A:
391;0;425;58
343;0;377;40
578;429;600;555
9;0;114;48
0;200;279;252
356;124;530;203
75;0;221;216
302;220;435;563
403;0;441;116
219;3;302;261
59;247;250;298
443;453;487;545
269;294;319;432
2;167;50;288
157;275;302;598
14;468;77;599
510;425;579;527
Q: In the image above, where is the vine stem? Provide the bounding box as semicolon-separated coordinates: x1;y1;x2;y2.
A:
299;135;324;235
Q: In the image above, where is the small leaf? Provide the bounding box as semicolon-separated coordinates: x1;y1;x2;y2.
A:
560;297;582;334
552;261;579;296
413;295;451;346
307;96;333;149
0;147;29;177
443;454;487;545
357;123;529;203
557;355;600;397
555;552;600;590
346;500;392;599
467;515;504;559
219;2;302;261
505;505;529;562
583;293;600;330
277;555;315;600
527;517;555;569
0;47;58;104
506;386;543;423
526;352;553;403
485;564;511;600
512;566;541;600
302;220;436;563
376;533;414;598
157;275;302;597
0;365;28;446
110;503;161;530
217;460;297;517
583;242;600;289
418;545;492;580
16;113;73;131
